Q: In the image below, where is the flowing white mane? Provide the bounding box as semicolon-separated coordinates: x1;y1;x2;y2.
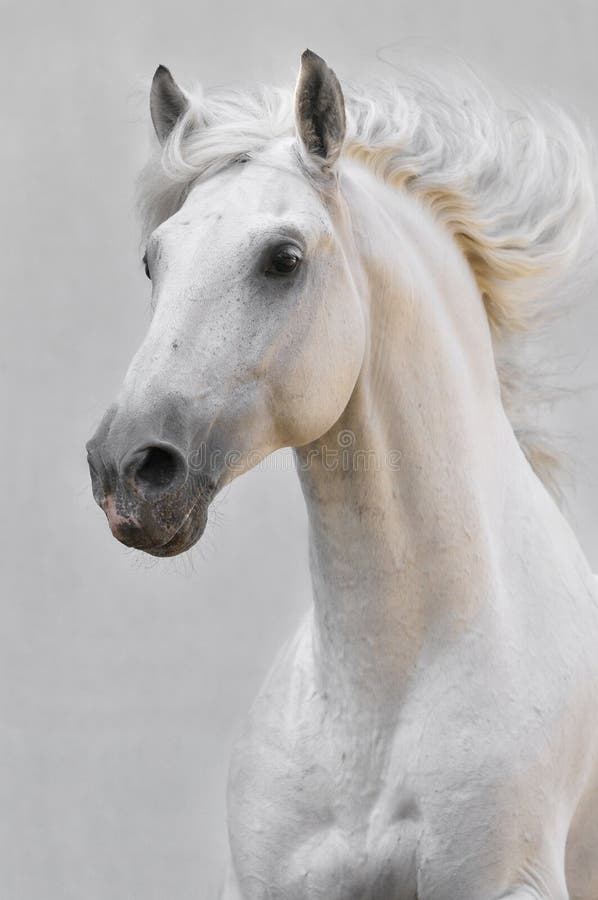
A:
137;63;597;496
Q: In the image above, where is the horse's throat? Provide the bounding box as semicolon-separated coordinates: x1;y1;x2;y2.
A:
295;331;519;699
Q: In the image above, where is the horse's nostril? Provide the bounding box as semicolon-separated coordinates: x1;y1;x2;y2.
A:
132;445;186;493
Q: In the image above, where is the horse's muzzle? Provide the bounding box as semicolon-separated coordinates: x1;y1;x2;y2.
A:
86;404;216;557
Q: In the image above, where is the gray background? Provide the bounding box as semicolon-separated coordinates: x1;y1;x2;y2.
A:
2;1;598;897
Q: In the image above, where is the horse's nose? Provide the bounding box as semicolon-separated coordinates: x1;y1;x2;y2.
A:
123;443;188;497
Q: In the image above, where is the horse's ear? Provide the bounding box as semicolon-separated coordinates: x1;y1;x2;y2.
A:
294;49;346;170
150;65;189;144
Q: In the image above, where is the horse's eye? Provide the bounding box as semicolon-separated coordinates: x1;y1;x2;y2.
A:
143;254;151;280
266;245;303;276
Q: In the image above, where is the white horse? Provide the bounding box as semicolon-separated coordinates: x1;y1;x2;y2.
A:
87;51;598;899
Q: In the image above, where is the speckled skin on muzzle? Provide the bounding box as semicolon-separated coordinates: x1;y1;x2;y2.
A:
86;401;217;557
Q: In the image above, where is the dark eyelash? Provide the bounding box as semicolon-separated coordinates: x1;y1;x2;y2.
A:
142;253;150;280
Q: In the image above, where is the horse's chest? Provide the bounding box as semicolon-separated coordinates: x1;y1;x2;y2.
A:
231;783;421;900
273;816;420;900
228;695;423;899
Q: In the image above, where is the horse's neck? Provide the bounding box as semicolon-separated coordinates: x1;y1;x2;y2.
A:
296;164;543;705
